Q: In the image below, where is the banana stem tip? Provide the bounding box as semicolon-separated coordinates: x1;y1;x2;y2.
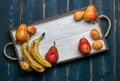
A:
42;32;45;37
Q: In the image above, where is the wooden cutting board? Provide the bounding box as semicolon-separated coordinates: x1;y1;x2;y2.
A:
10;8;108;70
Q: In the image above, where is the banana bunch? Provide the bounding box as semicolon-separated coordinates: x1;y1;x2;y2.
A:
30;33;52;68
21;33;52;72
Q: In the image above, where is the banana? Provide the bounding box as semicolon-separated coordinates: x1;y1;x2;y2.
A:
30;33;52;68
22;42;45;72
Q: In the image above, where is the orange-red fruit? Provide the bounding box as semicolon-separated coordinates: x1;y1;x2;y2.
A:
90;29;101;40
27;26;37;34
16;24;28;42
78;37;91;54
21;61;30;71
45;42;59;63
92;41;103;50
84;5;97;21
74;11;84;21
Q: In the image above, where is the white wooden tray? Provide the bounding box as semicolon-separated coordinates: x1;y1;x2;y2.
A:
4;8;111;72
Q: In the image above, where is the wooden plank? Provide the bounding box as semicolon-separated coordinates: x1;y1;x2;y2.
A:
45;0;67;18
69;0;89;11
21;0;44;81
21;0;43;24
8;0;22;80
115;0;120;81
91;0;115;81
0;0;118;81
0;0;21;81
68;0;90;81
44;0;67;81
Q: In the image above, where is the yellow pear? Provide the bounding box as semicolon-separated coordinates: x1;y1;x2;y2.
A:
16;24;28;42
84;5;97;21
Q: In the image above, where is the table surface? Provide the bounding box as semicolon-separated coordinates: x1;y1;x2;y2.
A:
0;0;119;81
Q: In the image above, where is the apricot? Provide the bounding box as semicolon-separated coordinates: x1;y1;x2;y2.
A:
74;11;84;21
21;61;30;71
27;26;37;34
90;29;101;40
92;41;103;50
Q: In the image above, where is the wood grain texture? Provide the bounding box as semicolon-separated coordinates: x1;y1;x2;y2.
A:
21;0;43;24
0;0;119;81
92;0;115;81
69;0;89;10
115;0;120;81
0;0;21;81
44;0;67;81
8;0;22;80
21;0;44;81
45;0;67;18
68;1;90;81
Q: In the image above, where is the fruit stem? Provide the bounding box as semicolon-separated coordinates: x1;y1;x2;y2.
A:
37;32;45;42
90;0;92;5
53;41;56;46
42;32;45;37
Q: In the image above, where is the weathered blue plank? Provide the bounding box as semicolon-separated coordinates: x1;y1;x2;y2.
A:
21;0;44;81
67;59;90;81
44;0;67;81
69;0;90;81
28;71;44;81
45;64;68;81
44;67;57;81
55;64;68;81
92;0;114;81
115;0;120;81
45;0;67;18
69;0;89;11
0;0;119;81
0;0;21;81
22;0;43;24
8;0;22;80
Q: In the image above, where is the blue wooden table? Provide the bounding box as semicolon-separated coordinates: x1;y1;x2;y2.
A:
0;0;119;81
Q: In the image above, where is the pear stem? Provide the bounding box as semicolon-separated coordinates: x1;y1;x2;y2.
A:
90;0;92;5
53;41;56;46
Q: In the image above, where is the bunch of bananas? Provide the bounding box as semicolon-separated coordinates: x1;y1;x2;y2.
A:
21;33;52;72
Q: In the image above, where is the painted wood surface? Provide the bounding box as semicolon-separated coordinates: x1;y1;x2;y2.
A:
0;0;119;81
115;0;120;81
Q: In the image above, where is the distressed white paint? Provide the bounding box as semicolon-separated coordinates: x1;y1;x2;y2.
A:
11;14;107;63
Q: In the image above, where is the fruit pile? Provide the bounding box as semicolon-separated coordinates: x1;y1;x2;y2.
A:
74;5;97;22
74;5;103;55
90;29;103;51
15;24;59;72
15;5;105;72
78;29;103;55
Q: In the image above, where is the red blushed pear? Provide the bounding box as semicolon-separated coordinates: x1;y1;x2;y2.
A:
78;37;91;55
16;24;28;42
84;5;97;21
45;42;59;64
